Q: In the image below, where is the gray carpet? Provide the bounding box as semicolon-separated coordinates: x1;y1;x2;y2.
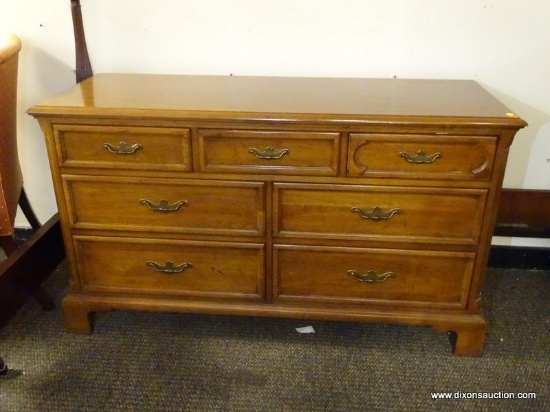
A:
0;262;548;412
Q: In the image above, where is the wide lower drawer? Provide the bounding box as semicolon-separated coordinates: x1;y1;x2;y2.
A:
197;129;340;176
274;244;475;309
348;133;497;180
74;236;265;299
273;183;487;245
63;176;265;236
53;125;192;171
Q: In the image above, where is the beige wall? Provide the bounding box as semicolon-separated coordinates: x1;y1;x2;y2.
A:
2;0;549;245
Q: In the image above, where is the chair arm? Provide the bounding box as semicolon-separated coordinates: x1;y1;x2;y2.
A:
0;34;22;65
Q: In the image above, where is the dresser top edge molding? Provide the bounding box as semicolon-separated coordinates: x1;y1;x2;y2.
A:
27;73;527;130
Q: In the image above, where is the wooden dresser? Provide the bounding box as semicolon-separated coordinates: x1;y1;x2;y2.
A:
29;74;526;356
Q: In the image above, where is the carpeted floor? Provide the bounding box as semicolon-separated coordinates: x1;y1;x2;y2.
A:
0;262;548;412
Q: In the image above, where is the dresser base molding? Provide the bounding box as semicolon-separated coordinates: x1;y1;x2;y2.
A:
62;294;487;356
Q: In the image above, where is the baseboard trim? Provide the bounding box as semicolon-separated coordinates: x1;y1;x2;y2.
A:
13;228;34;244
488;245;550;270
495;189;550;238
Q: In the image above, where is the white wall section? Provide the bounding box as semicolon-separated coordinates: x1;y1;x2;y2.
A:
1;1;549;246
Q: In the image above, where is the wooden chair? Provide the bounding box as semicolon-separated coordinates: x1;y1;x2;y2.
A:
0;33;30;375
0;34;65;376
0;1;86;374
0;34;41;250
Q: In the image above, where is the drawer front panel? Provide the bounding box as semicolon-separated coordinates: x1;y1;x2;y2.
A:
274;183;487;245
274;245;475;308
64;176;265;236
348;134;497;180
54;125;192;171
198;129;340;175
75;237;265;299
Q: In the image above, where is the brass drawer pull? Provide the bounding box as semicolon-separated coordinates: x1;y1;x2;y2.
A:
139;199;188;213
399;150;441;164
347;270;395;283
103;141;143;154
248;146;290;160
147;261;193;273
351;206;401;221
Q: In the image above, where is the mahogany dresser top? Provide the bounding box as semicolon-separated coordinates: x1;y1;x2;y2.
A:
29;73;526;128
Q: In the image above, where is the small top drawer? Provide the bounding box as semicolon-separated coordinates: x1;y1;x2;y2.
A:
347;134;497;180
53;125;192;171
197;129;340;176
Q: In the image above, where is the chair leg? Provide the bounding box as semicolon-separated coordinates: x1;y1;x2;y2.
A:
33;288;55;311
1;234;54;312
0;356;7;375
18;188;41;231
0;235;18;256
0;190;55;313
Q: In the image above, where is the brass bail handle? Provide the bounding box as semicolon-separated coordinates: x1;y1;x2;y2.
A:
146;261;193;274
249;146;290;160
399;150;441;164
351;207;401;221
347;270;395;283
104;141;143;154
139;199;188;213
